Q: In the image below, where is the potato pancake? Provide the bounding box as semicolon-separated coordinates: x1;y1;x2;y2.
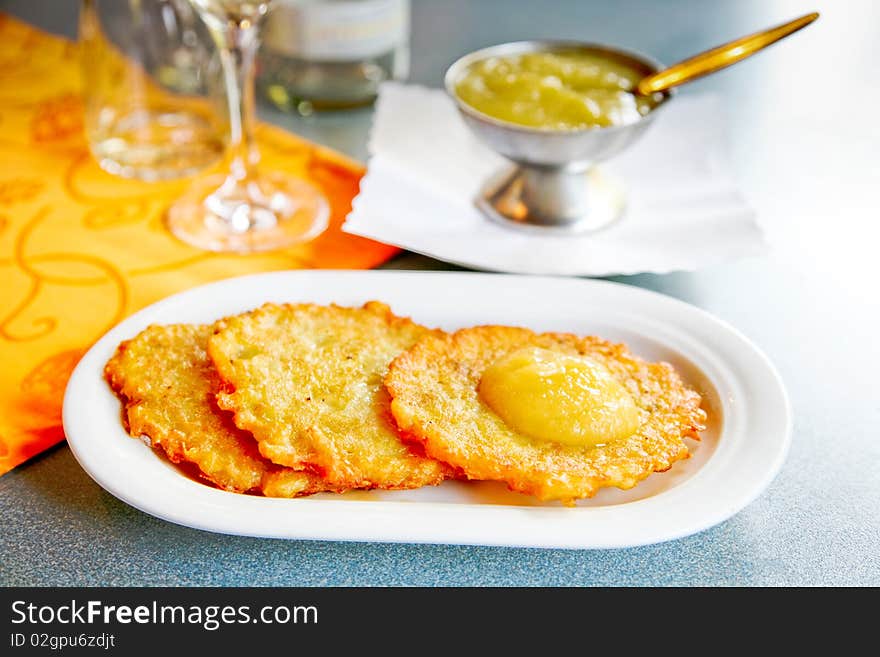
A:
208;302;450;490
386;326;706;504
104;324;331;497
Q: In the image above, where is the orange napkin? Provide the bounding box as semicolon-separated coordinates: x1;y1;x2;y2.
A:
0;15;398;476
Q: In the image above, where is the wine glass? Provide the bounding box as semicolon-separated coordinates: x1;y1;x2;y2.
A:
167;0;329;253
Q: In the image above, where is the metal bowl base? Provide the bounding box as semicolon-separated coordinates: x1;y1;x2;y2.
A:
477;166;626;234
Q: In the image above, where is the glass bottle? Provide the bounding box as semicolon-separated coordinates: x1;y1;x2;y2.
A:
258;0;410;115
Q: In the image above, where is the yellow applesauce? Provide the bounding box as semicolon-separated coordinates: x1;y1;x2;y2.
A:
478;346;641;447
454;50;660;130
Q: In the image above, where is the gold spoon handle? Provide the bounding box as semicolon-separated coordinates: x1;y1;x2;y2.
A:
637;11;819;95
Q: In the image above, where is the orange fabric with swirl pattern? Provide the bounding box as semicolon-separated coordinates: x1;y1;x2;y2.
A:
0;15;397;476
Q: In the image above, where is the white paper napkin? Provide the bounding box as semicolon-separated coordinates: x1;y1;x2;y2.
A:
344;82;765;276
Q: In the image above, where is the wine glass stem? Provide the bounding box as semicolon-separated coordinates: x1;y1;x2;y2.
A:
213;19;261;185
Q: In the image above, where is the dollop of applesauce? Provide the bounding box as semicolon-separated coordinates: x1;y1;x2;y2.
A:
478;346;641;447
454;51;660;129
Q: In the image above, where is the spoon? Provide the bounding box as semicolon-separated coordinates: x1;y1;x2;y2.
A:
637;12;819;95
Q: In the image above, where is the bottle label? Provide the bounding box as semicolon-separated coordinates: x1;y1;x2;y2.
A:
264;0;409;61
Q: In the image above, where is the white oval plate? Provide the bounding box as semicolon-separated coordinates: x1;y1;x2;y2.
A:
63;271;790;549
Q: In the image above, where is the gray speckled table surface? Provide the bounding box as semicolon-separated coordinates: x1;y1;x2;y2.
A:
2;0;878;586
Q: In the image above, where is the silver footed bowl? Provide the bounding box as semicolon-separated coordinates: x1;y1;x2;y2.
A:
445;40;672;233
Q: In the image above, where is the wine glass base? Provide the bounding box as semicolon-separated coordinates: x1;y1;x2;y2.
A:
167;172;330;253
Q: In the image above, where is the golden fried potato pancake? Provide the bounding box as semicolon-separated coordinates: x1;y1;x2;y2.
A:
208;302;450;490
386;326;706;504
104;324;330;497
